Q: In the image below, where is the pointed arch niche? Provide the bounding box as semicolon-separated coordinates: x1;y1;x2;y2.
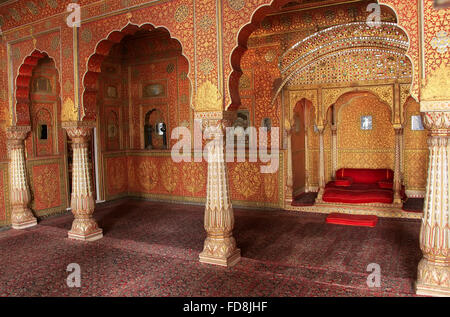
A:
12;50;68;218
82;24;193;201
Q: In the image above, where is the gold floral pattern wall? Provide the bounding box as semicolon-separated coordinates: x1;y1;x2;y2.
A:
337;94;395;170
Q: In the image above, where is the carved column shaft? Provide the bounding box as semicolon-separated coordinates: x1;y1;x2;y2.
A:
199;119;240;267
7;126;37;229
304;127;310;192
331;125;337;178
416;111;450;297
316;127;325;202
285;127;293;204
393;128;403;205
64;124;102;241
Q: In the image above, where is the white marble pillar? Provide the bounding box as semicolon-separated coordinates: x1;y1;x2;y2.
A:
415;111;449;297
7;126;37;229
199;119;241;267
64;122;103;241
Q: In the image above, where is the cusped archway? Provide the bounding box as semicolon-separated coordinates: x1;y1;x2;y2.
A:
82;23;192;122
14;50;59;126
228;0;416;112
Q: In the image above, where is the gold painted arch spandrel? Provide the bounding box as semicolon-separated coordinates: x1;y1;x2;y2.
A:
61;97;78;122
194;80;223;112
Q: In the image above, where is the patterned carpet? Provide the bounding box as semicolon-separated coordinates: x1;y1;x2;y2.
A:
0;199;422;297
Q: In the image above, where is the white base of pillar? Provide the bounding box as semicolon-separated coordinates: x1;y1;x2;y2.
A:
416;283;450;297
68;229;103;241
12;218;37;230
199;249;241;267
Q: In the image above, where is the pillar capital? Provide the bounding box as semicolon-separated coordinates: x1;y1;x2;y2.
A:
6;125;31;141
63;121;95;142
194;111;235;131
422;111;450;136
6;126;31;152
316;125;325;133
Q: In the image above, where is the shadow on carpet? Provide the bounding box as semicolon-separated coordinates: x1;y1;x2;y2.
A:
402;198;424;213
292;192;318;206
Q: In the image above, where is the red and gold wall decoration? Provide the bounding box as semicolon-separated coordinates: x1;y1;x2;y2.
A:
0;163;9;226
105;155;128;198
337;94;395;170
403;97;429;192
0;0;445;227
103;151;283;208
28;160;66;217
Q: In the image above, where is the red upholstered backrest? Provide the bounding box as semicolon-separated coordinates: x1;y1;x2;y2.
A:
336;168;394;184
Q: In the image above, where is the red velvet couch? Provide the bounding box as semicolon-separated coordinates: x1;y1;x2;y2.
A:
323;168;402;204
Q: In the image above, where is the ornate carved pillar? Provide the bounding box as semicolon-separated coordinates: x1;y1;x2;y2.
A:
63;122;103;241
7;126;37;229
199;117;241;267
304;124;310;192
393;127;403;206
316;126;325;202
331;125;338;178
285;122;293;205
415;111;449;297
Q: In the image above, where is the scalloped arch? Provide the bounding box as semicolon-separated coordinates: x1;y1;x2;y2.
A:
228;0;416;111
14;50;59;126
81;23;192;122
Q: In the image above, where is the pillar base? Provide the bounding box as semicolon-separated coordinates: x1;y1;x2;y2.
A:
68;229;103;241
416;283;450;297
315;188;324;204
393;194;403;207
416;258;450;296
12;218;37;230
199;248;241;267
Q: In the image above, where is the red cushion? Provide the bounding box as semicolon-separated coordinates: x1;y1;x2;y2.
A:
323;188;393;204
336;168;394;184
377;180;393;189
334;177;353;187
326;213;378;227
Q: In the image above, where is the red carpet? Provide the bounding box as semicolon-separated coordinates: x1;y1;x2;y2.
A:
0;199;421;297
326;213;378;227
